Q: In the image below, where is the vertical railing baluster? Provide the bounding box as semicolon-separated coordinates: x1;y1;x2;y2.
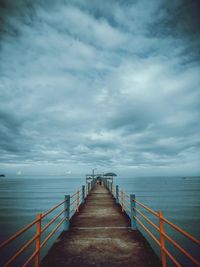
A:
121;191;124;212
159;211;166;267
116;185;119;204
82;185;85;204
35;213;42;267
64;195;70;231
130;194;136;230
77;190;80;212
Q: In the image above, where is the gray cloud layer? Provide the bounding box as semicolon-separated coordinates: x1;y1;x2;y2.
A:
0;0;200;176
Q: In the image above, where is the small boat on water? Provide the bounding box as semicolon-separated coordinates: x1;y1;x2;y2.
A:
0;174;5;177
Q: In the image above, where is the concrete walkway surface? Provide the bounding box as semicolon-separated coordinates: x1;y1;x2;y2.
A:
41;184;161;267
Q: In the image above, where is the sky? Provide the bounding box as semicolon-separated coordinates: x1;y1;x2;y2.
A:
0;0;200;177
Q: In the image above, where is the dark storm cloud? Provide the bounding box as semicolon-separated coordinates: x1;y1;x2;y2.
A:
0;0;200;175
156;1;200;37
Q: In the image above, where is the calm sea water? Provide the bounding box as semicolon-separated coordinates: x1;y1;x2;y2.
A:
115;176;200;266
0;176;200;266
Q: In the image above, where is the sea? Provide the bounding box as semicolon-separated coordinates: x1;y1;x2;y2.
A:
0;175;200;266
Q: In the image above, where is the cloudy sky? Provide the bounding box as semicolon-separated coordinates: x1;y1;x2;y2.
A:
0;0;200;177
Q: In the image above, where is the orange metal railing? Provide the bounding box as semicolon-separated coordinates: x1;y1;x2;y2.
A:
132;199;200;267
0;181;94;267
104;179;200;267
0;199;68;267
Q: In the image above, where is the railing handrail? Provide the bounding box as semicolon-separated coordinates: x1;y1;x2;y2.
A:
70;191;78;199
133;197;200;247
119;185;200;245
0;181;94;267
134;198;159;217
42;199;66;219
162;216;200;246
134;206;160;232
41;208;67;234
0;217;40;250
105;180;200;267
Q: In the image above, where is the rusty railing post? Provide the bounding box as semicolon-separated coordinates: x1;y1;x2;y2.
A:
35;212;42;267
159;211;167;267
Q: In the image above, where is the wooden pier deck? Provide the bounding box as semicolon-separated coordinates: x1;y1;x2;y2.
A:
41;184;161;267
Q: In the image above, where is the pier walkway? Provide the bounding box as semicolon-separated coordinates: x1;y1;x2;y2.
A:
41;184;160;267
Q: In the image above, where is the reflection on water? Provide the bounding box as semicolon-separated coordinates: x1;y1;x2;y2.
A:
0;176;200;266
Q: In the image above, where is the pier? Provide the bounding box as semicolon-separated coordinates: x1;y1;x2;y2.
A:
41;183;160;267
0;174;200;267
